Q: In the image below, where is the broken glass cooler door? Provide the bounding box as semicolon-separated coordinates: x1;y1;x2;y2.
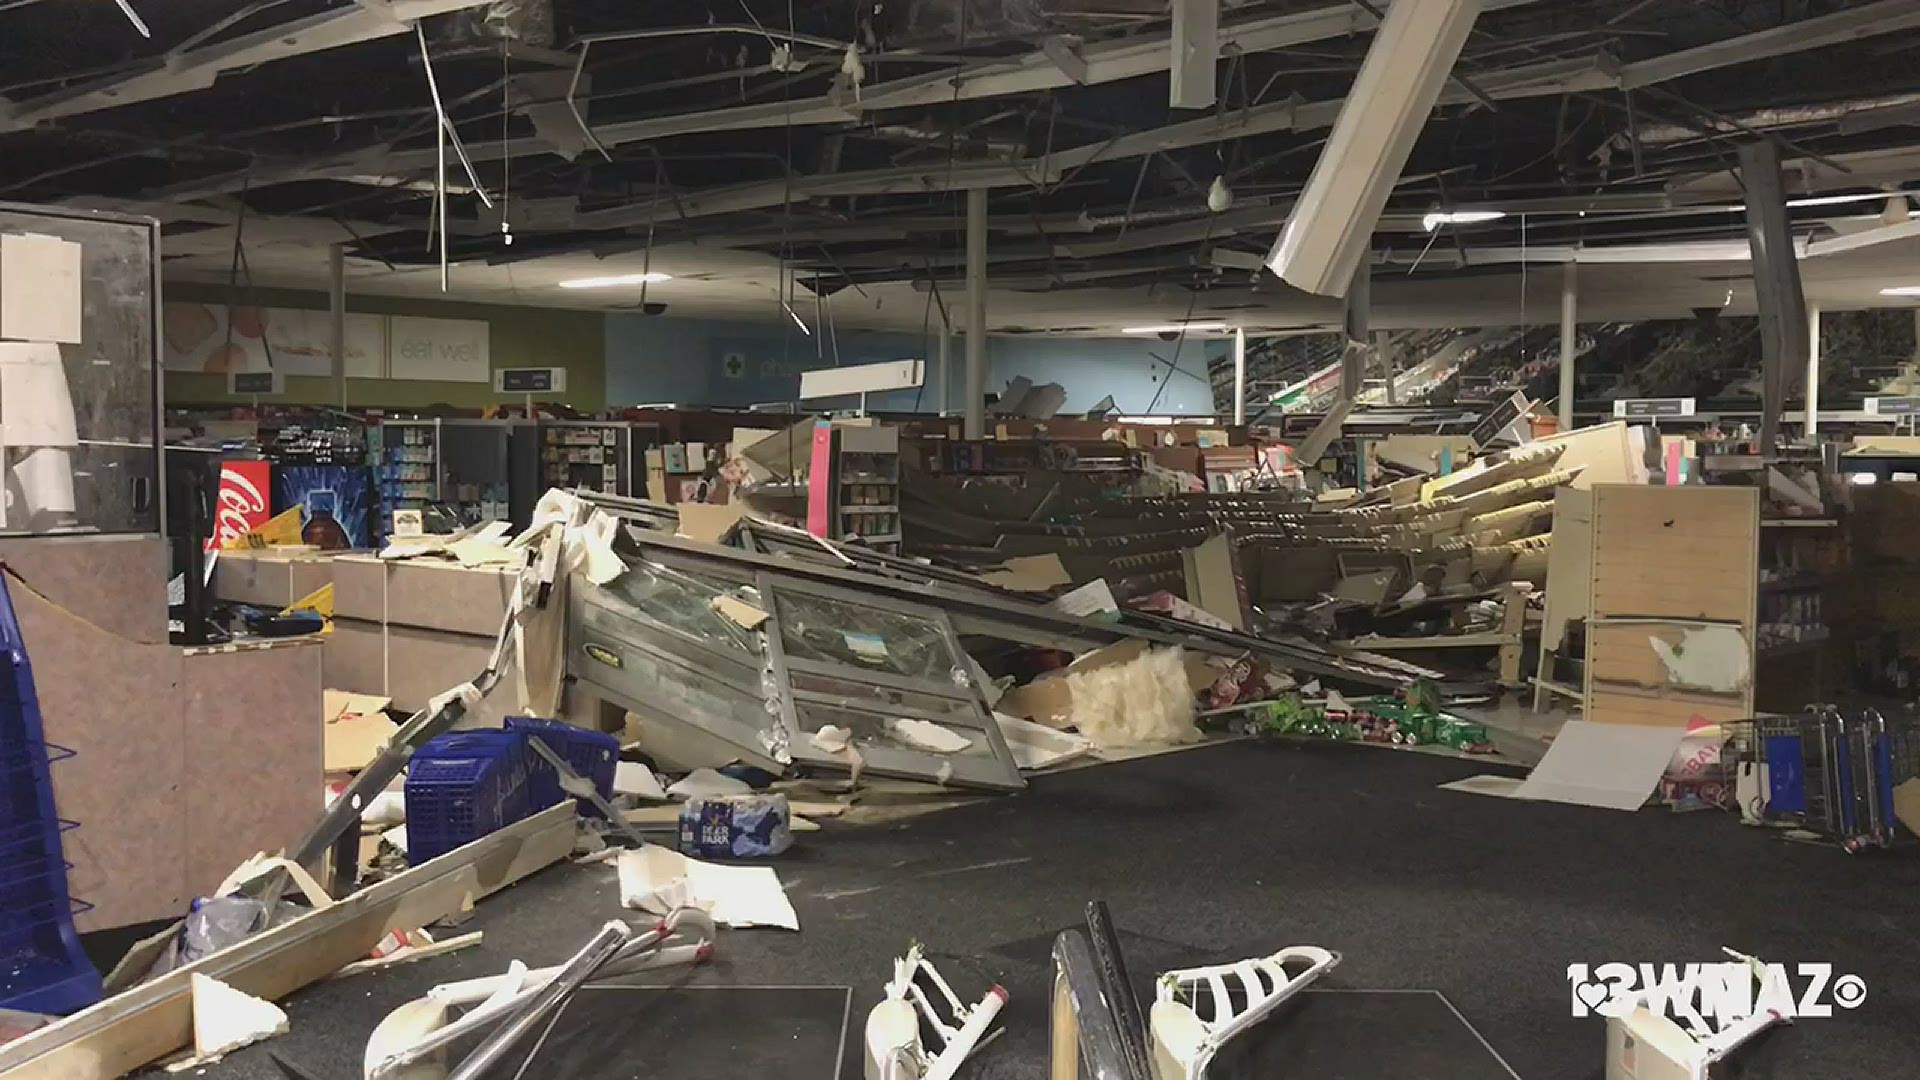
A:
759;574;1024;791
0;204;161;535
566;548;1023;791
569;558;785;766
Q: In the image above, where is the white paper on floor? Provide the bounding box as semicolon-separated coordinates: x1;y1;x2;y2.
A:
1437;774;1528;799
614;761;667;800
617;845;799;931
665;767;753;800
995;711;1092;770
1513;720;1688;811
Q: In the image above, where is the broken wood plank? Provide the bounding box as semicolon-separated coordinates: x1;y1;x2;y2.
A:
0;804;576;1080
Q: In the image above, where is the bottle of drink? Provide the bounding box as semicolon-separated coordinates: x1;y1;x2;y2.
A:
302;489;351;549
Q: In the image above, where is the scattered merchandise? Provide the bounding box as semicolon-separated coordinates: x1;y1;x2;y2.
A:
677;793;795;858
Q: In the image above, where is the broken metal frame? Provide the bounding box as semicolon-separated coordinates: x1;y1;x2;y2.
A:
569;543;1027;791
625;524;1415;688
755;570;1026;791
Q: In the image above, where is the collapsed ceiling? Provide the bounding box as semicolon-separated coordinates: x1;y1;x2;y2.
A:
4;0;1920;332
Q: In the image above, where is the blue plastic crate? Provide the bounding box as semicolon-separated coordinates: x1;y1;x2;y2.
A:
0;576;102;1015
404;730;534;865
506;717;619;819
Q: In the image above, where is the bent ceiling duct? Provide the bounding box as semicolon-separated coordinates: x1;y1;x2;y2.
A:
1264;0;1483;298
907;0;1054;40
434;0;556;47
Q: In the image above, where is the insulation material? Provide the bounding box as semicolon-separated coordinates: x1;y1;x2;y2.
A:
1065;647;1201;748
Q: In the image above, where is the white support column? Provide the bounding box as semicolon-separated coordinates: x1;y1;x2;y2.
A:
1559;261;1577;431
937;329;950;416
1170;0;1219;110
1231;326;1247;425
964;187;988;440
1806;302;1822;436
329;244;347;410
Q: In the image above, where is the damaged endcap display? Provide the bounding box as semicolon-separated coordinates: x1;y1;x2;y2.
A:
1049;901;1337;1080
865;945;1007;1080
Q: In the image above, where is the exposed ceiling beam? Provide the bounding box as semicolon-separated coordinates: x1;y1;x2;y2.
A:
1617;0;1920;91
143;0;1544;203
1668;144;1920;201
561;0;1920;239
0;0;496;132
1265;0;1484;297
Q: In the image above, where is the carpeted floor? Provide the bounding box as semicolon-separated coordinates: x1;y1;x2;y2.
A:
195;740;1920;1079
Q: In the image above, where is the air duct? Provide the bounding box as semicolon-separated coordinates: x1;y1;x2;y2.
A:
1264;0;1483;298
433;0;555;48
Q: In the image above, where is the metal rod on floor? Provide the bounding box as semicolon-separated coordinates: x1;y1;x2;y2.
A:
446;921;632;1080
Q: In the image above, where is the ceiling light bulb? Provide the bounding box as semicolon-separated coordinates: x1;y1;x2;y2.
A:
1882;286;1920;297
1207;175;1233;213
1422;209;1507;232
558;272;673;288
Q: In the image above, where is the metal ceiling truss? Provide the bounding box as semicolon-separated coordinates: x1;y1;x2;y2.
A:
0;0;500;132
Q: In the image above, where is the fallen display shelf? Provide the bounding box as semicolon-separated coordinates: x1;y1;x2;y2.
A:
0;803;578;1080
614;520;1421;690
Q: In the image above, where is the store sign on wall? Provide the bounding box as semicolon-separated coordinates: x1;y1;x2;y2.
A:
388;315;491;383
162;304;490;383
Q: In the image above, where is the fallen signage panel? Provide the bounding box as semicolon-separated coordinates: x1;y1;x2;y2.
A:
798;359;924;400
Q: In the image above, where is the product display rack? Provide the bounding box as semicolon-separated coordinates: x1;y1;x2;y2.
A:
374;419;439;535
540;420;627;496
826;424;902;552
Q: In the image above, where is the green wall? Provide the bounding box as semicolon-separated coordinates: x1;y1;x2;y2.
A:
164;284;606;410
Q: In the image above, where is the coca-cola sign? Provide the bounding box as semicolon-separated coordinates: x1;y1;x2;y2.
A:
205;461;272;551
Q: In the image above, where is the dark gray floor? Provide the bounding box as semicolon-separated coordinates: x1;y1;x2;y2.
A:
197;741;1920;1079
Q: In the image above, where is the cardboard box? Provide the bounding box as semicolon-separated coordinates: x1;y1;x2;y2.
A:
213;548;338;609
326;618;523;727
331;555;515;637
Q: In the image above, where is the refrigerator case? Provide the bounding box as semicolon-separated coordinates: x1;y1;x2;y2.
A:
0;204;162;536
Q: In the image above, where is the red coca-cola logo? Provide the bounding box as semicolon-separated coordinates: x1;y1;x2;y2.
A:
206;463;270;551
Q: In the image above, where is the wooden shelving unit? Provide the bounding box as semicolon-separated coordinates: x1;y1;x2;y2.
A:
1534;485;1759;727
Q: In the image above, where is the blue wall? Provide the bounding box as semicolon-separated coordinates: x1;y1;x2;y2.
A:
604;314;1224;415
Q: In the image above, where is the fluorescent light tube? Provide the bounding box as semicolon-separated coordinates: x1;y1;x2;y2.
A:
1121;322;1229;335
558;272;673;289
